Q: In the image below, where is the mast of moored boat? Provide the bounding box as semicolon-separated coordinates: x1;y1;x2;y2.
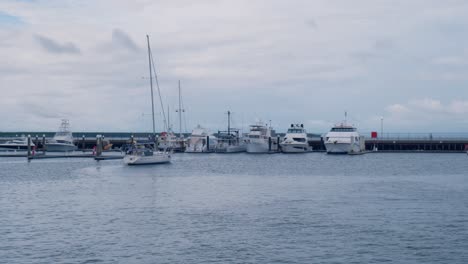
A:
176;80;184;139
227;111;231;135
146;35;156;141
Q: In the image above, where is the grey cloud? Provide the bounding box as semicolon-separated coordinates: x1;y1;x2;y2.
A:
305;19;318;29
112;28;139;52
34;34;81;54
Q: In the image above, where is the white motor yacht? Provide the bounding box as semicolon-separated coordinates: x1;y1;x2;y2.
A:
324;123;364;154
0;135;35;151
246;122;278;153
185;125;217;153
124;143;171;165
280;124;309;153
45;120;77;152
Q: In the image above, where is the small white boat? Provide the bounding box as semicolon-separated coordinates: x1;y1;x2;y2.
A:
280;124;309;153
185;125;217;153
46;119;77;152
0;135;35;151
124;143;171;165
246;122;278;153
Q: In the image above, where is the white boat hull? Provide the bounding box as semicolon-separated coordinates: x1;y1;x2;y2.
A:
215;144;247;153
45;143;77;152
124;152;171;165
246;142;271;153
324;142;361;154
185;145;214;153
0;145;31;151
281;143;308;153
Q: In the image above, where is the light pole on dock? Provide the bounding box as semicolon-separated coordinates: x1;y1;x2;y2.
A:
380;116;384;138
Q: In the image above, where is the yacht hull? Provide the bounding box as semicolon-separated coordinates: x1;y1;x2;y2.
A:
45;143;77;152
246;142;270;153
124;153;171;165
281;143;308;153
325;142;360;154
0;145;31;151
185;145;214;153
215;144;247;153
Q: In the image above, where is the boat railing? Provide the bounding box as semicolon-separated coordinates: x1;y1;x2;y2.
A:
363;132;468;141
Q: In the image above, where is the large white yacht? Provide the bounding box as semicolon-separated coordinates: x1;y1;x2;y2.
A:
0;135;35;151
185;125;217;153
324;122;364;154
45;120;77;152
246;122;278;153
280;124;309;153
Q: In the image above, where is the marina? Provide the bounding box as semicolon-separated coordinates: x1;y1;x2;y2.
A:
2;1;468;263
2;131;468;160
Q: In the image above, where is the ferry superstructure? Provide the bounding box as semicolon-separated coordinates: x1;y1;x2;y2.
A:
324;123;364;154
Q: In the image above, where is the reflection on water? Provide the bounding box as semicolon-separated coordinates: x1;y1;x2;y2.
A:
1;153;467;263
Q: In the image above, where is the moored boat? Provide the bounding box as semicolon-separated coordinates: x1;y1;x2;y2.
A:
246;122;278;153
280;124;309;153
45;119;77;152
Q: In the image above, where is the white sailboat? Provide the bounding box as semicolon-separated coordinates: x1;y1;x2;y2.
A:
157;81;186;152
124;35;171;165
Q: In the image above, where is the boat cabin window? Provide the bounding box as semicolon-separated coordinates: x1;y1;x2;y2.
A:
287;129;304;133
249;135;260;138
292;138;306;142
331;127;356;132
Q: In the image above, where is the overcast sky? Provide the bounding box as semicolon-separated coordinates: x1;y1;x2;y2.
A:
1;0;468;134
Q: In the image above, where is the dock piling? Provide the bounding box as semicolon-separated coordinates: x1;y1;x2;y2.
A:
42;134;46;154
96;135;103;157
27;135;31;159
277;136;280;152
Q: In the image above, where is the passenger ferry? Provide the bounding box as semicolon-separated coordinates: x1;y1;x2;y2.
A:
324;123;364;154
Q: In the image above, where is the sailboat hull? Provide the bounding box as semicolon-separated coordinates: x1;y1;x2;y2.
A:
124;152;171;165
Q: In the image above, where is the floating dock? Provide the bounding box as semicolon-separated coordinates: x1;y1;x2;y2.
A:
1;132;468;154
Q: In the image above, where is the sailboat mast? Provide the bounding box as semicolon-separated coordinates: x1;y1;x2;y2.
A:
167;105;170;131
146;35;156;139
178;80;182;138
227;110;231;135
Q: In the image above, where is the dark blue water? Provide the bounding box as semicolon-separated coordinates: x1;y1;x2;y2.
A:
1;153;467;263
